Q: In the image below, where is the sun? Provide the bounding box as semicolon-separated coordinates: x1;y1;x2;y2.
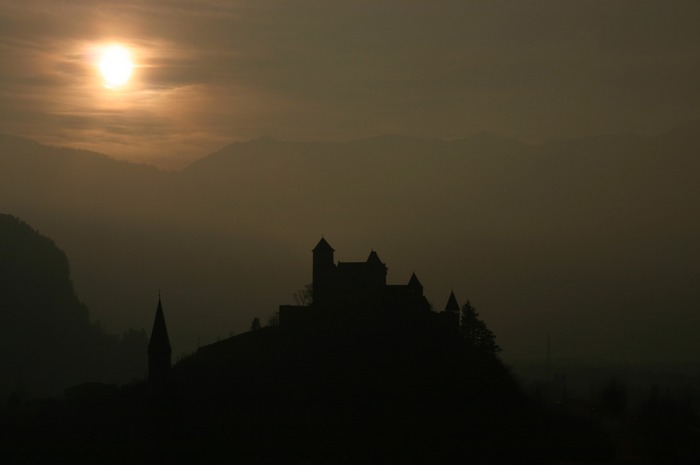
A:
97;45;134;89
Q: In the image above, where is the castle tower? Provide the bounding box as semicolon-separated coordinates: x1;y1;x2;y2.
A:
444;291;460;314
148;294;172;382
312;237;335;305
366;250;388;287
443;290;461;332
407;272;424;296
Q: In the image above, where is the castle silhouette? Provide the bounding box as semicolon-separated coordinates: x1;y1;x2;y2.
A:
279;238;460;331
147;237;461;379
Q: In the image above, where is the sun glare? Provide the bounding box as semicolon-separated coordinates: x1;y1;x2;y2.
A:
98;45;134;89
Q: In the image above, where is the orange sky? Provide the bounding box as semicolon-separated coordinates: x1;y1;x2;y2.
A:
1;1;699;169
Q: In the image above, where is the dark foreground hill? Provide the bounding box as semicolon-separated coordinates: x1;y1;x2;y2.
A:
0;214;147;398
1;322;613;465
174;325;527;464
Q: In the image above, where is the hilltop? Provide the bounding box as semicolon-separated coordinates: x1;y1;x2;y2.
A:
172;322;526;464
1;316;615;465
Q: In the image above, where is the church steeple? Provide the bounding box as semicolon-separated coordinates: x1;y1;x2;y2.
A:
148;294;172;382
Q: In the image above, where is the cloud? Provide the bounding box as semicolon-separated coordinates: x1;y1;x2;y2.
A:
0;0;699;167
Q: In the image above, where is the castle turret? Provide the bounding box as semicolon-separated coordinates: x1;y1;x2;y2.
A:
444;291;460;314
366;250;388;286
312;237;336;305
441;290;461;332
408;272;423;296
148;294;172;382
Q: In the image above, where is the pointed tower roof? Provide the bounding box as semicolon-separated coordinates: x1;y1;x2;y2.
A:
313;237;335;252
148;295;171;353
444;291;460;314
408;272;423;293
366;250;385;266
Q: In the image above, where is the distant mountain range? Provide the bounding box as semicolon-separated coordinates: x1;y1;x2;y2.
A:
1;127;699;364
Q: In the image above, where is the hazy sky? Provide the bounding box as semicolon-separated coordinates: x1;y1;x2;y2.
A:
1;0;699;168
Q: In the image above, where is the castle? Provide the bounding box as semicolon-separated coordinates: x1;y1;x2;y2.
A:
147;238;462;379
278;238;460;331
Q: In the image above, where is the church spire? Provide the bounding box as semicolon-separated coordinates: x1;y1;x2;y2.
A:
148;294;172;382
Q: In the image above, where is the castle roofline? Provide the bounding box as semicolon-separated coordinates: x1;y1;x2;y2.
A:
408;272;422;288
444;290;460;313
313;237;335;252
367;250;386;267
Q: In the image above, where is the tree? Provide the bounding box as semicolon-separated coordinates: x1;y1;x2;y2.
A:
250;317;261;331
460;300;501;356
293;284;313;306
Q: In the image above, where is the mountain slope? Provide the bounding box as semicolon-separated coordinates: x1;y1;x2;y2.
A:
0;214;147;397
1;128;699;365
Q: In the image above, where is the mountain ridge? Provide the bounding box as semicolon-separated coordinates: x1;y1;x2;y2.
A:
0;214;147;398
5;122;699;172
0;126;698;364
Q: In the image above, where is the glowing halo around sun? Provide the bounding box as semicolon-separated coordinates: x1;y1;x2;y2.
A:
97;45;134;89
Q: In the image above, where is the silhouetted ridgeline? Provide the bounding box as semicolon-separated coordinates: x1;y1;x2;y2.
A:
1;128;700;363
174;324;531;464
0;305;615;465
0;214;147;398
3;229;695;463
0;230;615;464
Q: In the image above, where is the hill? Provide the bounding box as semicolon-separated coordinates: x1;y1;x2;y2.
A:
0;214;147;398
1;319;615;464
170;324;529;464
1;128;699;364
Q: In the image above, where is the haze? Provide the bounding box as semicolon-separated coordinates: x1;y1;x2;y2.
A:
1;1;699;367
1;1;699;168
